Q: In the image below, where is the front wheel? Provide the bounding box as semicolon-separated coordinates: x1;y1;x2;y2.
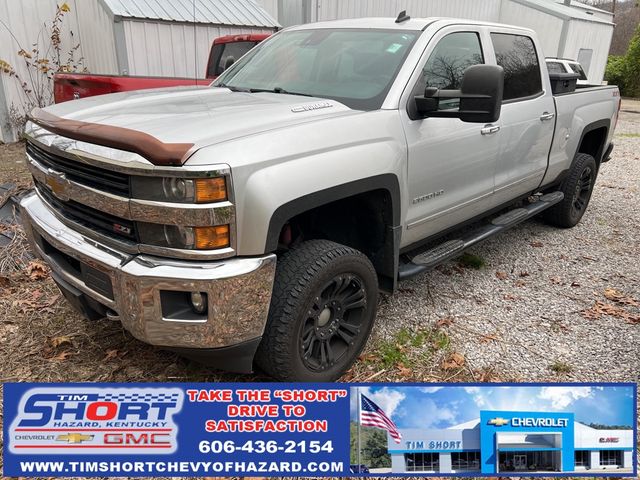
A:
543;153;597;228
255;240;378;381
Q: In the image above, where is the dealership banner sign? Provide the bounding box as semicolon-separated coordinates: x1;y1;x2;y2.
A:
3;382;637;477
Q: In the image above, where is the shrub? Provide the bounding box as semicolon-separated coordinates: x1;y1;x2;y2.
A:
605;24;640;97
604;55;627;93
0;2;87;134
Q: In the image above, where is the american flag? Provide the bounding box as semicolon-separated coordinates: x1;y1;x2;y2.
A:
360;394;402;444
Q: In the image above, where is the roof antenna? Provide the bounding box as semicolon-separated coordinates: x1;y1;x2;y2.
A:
395;10;411;23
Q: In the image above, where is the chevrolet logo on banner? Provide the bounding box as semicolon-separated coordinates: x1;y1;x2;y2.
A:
488;417;510;427
56;433;94;444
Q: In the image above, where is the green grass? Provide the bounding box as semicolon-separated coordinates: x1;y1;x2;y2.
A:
550;360;573;374
458;252;486;269
372;327;452;368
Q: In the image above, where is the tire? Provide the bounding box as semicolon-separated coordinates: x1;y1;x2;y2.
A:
255;240;378;381
543;153;597;228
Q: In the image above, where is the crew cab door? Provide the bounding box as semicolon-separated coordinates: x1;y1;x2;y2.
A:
400;27;499;246
488;30;555;204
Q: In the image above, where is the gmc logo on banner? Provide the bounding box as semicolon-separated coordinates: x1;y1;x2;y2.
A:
599;437;620;443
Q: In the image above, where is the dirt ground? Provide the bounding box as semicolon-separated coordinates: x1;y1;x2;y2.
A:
0;101;639;479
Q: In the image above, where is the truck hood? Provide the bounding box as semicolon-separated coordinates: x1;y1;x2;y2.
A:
35;86;358;166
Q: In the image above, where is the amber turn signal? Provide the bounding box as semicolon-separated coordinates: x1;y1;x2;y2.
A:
194;225;230;249
195;177;227;203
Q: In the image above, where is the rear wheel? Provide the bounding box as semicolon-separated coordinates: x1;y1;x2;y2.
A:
255;240;378;381
543;153;597;228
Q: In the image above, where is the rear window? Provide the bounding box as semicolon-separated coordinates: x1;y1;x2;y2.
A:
207;41;257;78
546;61;566;75
491;33;542;101
568;62;588;81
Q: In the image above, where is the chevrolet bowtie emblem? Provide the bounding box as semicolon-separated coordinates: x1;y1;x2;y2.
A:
56;433;94;443
488;417;510;427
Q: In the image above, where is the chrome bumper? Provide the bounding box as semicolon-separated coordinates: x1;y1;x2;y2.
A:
20;192;276;351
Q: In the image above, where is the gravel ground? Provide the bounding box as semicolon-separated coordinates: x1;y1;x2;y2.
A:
1;100;638;480
367;102;640;383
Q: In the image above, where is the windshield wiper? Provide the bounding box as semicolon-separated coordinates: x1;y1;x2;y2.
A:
216;83;251;93
249;87;313;97
216;84;312;97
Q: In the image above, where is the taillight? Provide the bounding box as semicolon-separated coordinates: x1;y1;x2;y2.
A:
614;90;621;131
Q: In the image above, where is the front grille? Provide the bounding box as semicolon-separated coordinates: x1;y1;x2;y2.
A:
27;141;130;196
37;182;137;242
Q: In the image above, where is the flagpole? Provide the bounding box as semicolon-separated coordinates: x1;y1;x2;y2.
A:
357;387;362;470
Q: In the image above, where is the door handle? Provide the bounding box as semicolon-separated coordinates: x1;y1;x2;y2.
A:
481;125;500;135
540;112;555;121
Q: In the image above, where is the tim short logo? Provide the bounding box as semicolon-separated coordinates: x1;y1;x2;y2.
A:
9;387;184;455
488;417;510;426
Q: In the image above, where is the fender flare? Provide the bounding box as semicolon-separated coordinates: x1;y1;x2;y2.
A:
576;118;610;165
264;173;402;253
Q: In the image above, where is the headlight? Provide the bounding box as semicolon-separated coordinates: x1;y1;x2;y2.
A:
139;223;230;250
131;176;227;203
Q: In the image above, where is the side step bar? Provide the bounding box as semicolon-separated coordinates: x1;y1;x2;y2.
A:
398;192;564;281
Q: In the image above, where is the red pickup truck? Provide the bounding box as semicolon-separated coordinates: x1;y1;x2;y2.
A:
54;33;270;103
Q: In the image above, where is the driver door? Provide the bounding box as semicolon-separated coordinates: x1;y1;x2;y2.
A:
400;27;500;246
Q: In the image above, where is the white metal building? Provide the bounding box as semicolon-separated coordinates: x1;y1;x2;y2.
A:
0;0;278;142
388;410;634;474
270;0;614;84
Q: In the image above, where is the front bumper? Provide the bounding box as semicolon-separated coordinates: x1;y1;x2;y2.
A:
20;192;276;366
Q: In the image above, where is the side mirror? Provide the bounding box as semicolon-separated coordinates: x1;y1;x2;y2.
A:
415;64;504;123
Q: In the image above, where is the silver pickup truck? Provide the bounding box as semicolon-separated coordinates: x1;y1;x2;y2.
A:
20;16;620;381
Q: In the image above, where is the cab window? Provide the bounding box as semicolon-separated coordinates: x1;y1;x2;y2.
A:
414;32;484;110
491;33;542;101
546;61;566;75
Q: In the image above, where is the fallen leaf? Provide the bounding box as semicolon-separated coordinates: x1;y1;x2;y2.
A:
49;336;72;348
480;334;500;343
49;351;75;361
436;317;454;328
530;241;544;248
0;275;10;288
442;352;465;370
476;369;495;382
104;349;120;360
604;288;639;306
495;271;508;280
581;300;640;324
397;363;413;379
519;271;530;277
570;282;581;287
26;260;48;280
549;276;562;285
515;280;527;288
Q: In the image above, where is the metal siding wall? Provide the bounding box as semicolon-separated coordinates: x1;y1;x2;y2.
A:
564;20;612;83
315;0;501;21
0;0;116;141
122;20;272;77
499;1;564;58
255;0;278;21
279;0;306;27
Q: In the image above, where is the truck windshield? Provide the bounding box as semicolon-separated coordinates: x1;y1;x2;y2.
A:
212;29;419;110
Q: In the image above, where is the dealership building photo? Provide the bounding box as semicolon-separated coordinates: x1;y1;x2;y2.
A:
388;410;634;474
